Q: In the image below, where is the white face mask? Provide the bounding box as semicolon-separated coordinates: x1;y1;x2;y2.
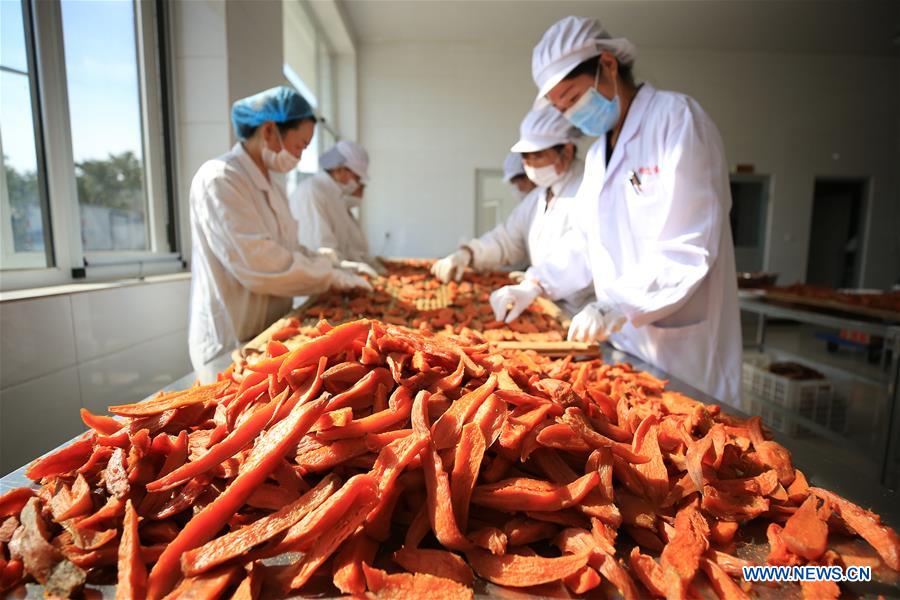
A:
337;177;359;195
511;187;529;201
523;161;564;189
262;130;300;173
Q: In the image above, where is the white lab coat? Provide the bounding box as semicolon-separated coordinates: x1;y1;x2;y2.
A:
528;84;742;404
290;171;373;263
468;159;594;315
188;144;336;371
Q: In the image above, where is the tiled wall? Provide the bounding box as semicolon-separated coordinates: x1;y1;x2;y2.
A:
0;276;192;475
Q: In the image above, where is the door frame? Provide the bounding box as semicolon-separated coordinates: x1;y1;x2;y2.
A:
806;176;872;289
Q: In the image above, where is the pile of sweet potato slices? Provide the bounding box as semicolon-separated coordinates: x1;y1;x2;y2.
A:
1;318;898;599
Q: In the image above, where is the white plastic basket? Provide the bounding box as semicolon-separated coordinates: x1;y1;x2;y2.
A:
741;353;844;436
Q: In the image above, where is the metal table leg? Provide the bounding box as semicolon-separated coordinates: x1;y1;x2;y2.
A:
880;328;900;487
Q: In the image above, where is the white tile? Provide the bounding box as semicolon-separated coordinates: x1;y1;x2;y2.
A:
0;367;84;476
78;329;191;416
180;122;232;178
172;0;227;58
0;295;77;389
176;56;230;123
71;279;190;363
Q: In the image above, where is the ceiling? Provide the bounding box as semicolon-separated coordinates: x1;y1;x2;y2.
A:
340;0;900;57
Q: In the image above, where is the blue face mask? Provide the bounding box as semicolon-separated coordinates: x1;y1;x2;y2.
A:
563;63;620;137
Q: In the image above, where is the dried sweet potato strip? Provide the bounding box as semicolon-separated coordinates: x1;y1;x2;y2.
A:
147;397;327;599
699;556;750;600
631;415;669;505
116;499;146;600
181;474;340;575
327;367;392;410
811;487;900;570
362;564;474;600
332;530;378;594
781;495;828;560
80;408;123;435
431;374;497;449
270;319;371;379
562;408;650;464
465;547;591;587
450;422;486;531
26;437;93;480
629;547;667;597
109;380;230;417
412;389;472;550
393;546;474;586
265;474;377;557
471;472;598;513
660;503;709;590
317;385;413;440
281;487;378;590
0;488;35;518
295;436;369;474
161;565;241;600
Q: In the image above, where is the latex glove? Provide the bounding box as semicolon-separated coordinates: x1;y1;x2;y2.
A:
330;269;373;292
508;271;526;283
489;280;542;323
431;249;471;283
567;301;627;342
340;260;379;278
316;247;340;267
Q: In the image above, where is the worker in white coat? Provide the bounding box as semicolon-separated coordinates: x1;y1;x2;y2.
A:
432;107;593;314
290;141;384;276
188;87;371;372
490;17;742;404
503;153;536;200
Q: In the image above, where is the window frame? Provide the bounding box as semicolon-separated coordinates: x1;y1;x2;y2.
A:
0;0;182;293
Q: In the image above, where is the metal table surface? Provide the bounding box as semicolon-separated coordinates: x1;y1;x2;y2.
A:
2;346;899;598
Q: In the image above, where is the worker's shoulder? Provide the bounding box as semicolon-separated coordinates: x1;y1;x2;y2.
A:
191;150;248;189
646;87;714;126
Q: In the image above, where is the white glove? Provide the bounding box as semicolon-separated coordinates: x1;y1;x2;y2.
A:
316;247;340;267
431;249;471;283
340;260;379;278
567;301;627;342
330;269;373;292
489;280;542;323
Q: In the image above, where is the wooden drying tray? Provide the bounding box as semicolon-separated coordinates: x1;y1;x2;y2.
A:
762;290;900;324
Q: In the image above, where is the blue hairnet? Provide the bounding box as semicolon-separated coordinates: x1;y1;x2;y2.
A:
231;86;315;140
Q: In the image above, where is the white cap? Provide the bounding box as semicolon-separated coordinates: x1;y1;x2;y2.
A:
532;16;635;109
502;153;525;182
510;106;580;153
320;140;370;182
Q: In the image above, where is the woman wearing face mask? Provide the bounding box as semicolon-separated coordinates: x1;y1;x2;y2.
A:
188;87;372;373
289;140;384;277
503;153;537;201
433;107;593;315
490;16;741;404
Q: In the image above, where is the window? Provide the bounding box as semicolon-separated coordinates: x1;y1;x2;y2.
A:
61;0;149;252
0;0;51;270
1;0;177;290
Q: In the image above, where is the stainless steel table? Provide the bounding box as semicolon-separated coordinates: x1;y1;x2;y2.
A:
739;297;900;487
2;345;899;598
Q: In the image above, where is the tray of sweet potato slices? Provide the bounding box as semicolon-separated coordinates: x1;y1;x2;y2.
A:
1;263;899;599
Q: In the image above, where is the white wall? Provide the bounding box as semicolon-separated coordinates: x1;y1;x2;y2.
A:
358;41;900;287
0;275;191;475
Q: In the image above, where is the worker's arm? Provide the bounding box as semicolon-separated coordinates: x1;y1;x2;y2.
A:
198;172;337;297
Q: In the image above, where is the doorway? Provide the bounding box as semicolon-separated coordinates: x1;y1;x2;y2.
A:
729;174;771;273
474;169;517;237
805;178;869;289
